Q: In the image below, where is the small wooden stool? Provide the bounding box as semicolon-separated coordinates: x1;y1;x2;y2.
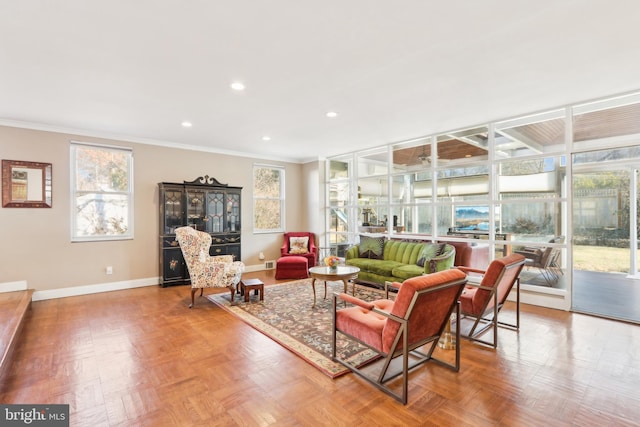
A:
240;278;264;303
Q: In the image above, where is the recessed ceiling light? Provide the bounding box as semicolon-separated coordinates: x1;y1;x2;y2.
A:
262;136;271;141
231;82;245;91
326;111;338;118
181;121;192;128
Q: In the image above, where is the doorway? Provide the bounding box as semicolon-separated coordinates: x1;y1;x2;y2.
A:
571;156;640;323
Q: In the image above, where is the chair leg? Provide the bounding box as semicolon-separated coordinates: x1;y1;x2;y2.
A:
228;285;235;303
189;288;204;308
189;288;197;308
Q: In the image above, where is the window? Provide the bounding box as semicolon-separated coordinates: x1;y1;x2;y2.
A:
70;142;134;241
253;165;284;232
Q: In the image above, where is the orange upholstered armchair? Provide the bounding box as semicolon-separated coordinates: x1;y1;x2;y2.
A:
456;253;525;347
280;232;318;269
332;269;467;404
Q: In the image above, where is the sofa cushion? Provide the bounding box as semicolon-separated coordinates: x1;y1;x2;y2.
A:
359;235;385;259
345;257;380;271
367;260;404;277
416;243;444;267
384;240;424;264
391;264;426;281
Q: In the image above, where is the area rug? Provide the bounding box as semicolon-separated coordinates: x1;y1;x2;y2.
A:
206;279;386;378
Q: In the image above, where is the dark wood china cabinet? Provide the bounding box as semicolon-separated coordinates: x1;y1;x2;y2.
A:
158;175;241;287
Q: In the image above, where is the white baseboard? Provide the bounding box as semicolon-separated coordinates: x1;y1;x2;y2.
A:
243;263;269;273
3;264;270;301
0;280;28;293
32;277;159;301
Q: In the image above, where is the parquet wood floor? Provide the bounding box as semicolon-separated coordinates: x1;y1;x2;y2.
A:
1;270;639;426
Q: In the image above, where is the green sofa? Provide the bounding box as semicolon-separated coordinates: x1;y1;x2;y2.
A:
345;239;456;288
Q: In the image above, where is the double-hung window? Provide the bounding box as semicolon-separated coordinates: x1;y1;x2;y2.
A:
253;164;285;232
70;142;134;241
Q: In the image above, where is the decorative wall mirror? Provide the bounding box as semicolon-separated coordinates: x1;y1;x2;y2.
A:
2;159;52;208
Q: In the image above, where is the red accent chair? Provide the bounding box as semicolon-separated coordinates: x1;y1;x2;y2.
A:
332;269;467;404
455;253;525;348
280;232;318;269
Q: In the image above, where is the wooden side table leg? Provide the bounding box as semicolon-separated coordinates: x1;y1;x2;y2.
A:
311;278;317;307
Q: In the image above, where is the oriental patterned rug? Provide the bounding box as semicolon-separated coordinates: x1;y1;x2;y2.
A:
207;279;386;378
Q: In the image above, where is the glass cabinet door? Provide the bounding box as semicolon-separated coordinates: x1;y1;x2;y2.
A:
206;191;225;233
162;188;183;235
226;192;241;232
186;190;206;231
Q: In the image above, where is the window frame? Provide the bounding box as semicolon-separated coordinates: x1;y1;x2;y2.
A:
70;141;134;242
253;164;285;233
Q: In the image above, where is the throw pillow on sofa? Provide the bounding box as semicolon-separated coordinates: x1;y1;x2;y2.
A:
359;235;384;259
289;236;309;254
416;243;445;267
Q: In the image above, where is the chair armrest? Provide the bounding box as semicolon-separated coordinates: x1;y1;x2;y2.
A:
308;238;318;253
211;254;234;264
384;281;401;298
460;280;494;292
345;245;360;260
204;258;244;273
227;261;245;275
425;245;456;273
456;265;485;275
334;293;400;321
514;247;541;255
514;248;542;263
335;292;374;310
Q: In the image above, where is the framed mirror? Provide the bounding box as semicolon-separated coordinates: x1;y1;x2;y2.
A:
2;159;52;208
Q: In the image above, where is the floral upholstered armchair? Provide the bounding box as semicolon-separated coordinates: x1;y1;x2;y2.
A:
175;226;245;308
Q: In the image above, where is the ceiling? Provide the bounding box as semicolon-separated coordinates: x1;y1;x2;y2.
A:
1;1;640;164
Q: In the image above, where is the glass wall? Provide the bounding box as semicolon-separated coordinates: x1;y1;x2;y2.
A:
327;156;352;257
325;91;640;306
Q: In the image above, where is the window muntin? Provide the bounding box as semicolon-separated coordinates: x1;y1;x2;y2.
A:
71;142;133;241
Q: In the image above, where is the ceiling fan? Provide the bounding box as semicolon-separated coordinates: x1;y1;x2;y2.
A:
416;146;449;165
417;146;430;165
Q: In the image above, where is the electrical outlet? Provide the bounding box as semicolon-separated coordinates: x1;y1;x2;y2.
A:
106;266;113;275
